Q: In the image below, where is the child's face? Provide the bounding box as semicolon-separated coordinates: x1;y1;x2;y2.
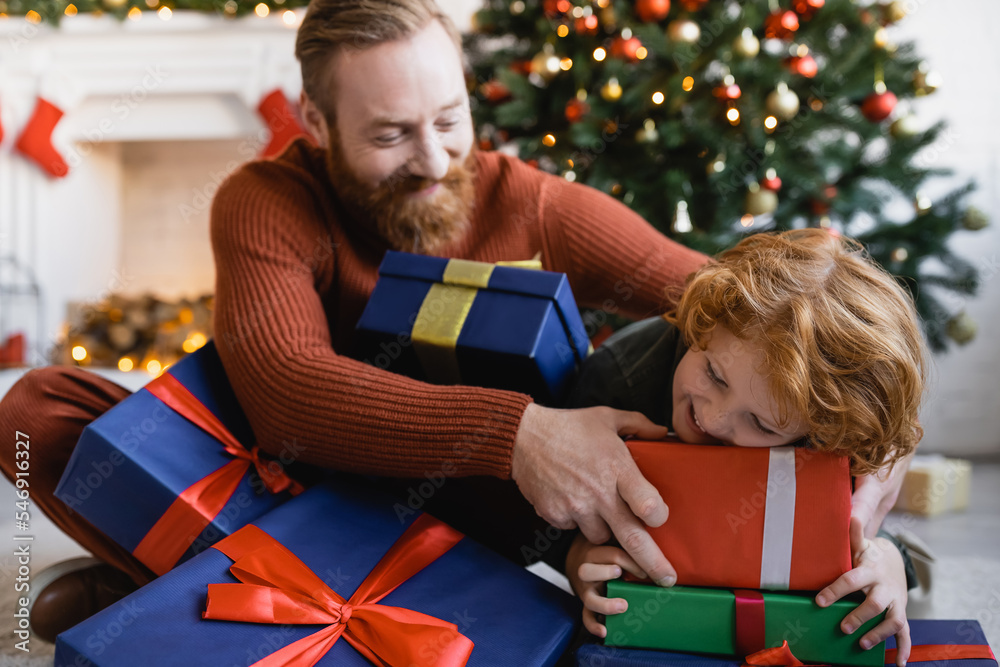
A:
671;326;808;448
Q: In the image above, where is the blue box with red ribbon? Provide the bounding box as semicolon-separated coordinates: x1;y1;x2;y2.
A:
54;341;302;576
575;619;997;667
353;252;591;405
54;476;581;666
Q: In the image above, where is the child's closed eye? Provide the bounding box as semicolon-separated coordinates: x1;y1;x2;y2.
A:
705;360;727;387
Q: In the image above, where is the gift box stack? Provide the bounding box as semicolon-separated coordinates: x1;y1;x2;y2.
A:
599;439;887;666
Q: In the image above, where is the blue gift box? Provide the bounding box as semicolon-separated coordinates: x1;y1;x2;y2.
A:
575;619;997;666
54;476;581;666
54;341;296;573
354;252;590;405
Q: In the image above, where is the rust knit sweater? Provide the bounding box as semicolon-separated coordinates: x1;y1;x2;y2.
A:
210;139;707;480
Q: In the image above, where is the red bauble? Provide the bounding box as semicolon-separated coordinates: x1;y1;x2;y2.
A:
861;91;898;122
763;10;799;39
761;175;782;191
575;14;599;34
712;83;742;100
544;0;572;17
635;0;670;23
479;80;511;103
478;138;494;151
810;185;838;215
792;0;824;20
610;36;644;61
509;60;533;76
678;0;708;10
565;98;591;123
786;54;818;78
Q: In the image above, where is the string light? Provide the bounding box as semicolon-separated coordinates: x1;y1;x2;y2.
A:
652;91;665;105
72;346;88;361
118;357;134;372
764;115;778;130
64;4;78;16
182;332;208;354
741;214;755;228
542;133;556;147
146;359;162;376
255;3;269;16
128;6;141;19
557;24;569;37
635;46;648;60
25;9;41;22
157;6;171;20
559;57;573;71
282;9;296;24
682;76;694;91
593;47;607;62
726;107;740;125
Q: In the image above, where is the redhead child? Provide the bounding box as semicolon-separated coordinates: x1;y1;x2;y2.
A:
566;228;926;666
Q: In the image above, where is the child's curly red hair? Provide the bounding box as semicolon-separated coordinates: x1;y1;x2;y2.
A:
667;228;926;475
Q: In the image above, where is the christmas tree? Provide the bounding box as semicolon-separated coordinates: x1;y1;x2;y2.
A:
466;0;988;350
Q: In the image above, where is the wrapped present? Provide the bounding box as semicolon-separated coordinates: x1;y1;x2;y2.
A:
578;619;997;666
54;477;580;666
354;252;590;404
603;581;885;667
626;440;851;591
54;341;302;575
893;455;972;516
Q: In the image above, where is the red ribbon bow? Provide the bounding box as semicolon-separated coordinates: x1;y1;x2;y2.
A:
132;372;303;575
203;517;475;667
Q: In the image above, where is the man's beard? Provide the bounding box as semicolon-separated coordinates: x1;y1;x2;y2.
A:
325;131;476;255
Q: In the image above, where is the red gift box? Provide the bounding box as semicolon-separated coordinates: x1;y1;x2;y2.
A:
628;439;852;591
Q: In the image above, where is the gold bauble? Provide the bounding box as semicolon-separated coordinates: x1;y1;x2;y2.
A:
765;83;800;121
667;18;701;44
745;185;779;216
890;115;921;139
946;311;977;346
962;207;990;231
601;77;623;101
883;1;906;23
530;50;562;82
732;28;759;58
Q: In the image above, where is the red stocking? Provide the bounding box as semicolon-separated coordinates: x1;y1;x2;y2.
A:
16;97;69;178
257;89;311;159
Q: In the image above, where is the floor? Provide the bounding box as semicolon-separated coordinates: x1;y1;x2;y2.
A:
0;365;998;663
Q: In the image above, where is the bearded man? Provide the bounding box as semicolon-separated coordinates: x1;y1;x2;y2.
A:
0;0;909;643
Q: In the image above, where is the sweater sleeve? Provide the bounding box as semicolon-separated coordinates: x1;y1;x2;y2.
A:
210;161;532;479
536;174;709;320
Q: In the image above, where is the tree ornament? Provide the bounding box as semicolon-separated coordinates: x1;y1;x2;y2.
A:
915;192;932;215
543;0;571;18
792;0;824;20
745;183;779;216
601;77;624;102
889;114;920;139
635;0;670;23
575;14;599;35
890;247;909;263
810;185;838;215
786;54;818;78
882;1;906;24
913;64;942;96
679;0;709;9
732;28;760;58
479;80;511;104
565;98;590;123
962;206;990;231
636;118;659;143
530;49;562;82
946;311;977;345
761;168;782;191
672;200;694;233
766;82;800;121
861;90;897;122
610;36;644;61
763;10;799;40
667;18;701;44
712;75;741;101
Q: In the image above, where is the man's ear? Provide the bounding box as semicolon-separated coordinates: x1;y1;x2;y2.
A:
300;91;330;146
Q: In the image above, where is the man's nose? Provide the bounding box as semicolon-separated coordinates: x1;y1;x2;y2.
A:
409;133;450;182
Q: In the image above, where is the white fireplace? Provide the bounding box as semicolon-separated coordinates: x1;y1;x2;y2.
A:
0;11;306;365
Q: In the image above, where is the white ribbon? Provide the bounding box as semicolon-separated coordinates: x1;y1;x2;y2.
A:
759;447;797;590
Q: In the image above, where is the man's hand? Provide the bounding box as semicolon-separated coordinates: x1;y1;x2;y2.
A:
852;453;913;539
511;403;677;586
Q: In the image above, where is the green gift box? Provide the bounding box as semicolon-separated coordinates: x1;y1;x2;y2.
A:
604;581;886;667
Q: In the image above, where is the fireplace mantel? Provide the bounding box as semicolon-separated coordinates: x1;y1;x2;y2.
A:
0;11;305;365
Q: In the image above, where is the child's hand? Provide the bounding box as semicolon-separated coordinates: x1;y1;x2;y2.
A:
815;517;911;667
566;532;648;638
